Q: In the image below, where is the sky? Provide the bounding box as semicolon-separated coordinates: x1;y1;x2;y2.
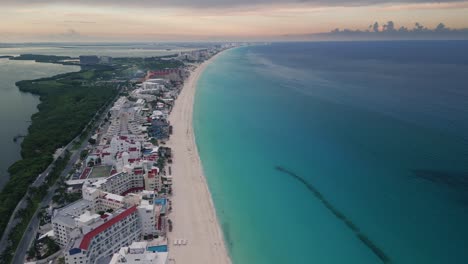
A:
0;0;468;42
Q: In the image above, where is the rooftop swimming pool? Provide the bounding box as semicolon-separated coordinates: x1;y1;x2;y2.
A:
154;198;167;214
147;245;168;252
154;198;167;205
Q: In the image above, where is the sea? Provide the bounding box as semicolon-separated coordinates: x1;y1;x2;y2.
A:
1;41;467;263
193;41;468;264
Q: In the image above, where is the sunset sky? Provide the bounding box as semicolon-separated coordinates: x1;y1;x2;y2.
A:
1;0;468;42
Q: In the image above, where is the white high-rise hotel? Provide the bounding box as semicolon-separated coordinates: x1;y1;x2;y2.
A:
52;164;167;264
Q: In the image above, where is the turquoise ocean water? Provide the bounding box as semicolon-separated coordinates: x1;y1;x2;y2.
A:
193;42;468;264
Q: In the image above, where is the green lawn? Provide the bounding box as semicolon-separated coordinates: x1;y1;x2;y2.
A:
88;165;113;178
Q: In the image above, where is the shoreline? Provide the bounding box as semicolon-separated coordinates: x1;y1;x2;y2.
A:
0;59;79;190
0;60;114;259
167;51;231;264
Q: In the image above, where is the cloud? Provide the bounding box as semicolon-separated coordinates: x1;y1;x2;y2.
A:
306;21;468;40
47;28;85;41
1;0;467;9
378;1;468;10
63;20;96;24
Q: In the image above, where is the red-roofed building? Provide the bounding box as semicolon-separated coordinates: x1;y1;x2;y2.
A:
65;206;141;264
120;187;145;196
79;206;138;250
146;69;180;80
109;136;142;161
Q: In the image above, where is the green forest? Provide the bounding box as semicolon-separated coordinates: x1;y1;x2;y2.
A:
0;67;118;238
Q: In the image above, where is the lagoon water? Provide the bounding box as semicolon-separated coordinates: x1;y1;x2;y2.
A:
0;43;202;58
0;58;79;188
194;42;468;264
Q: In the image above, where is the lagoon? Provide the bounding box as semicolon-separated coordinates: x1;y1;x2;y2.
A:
0;58;79;189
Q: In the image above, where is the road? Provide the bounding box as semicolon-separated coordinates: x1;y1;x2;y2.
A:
1;90;120;264
12;137;89;264
0;143;74;254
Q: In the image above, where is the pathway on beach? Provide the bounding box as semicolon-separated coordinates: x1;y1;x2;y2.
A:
167;54;231;264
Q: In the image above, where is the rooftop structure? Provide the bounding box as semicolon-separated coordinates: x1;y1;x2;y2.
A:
52;199;94;247
142;79;167;92
146;69;180;81
109;241;168;264
148;119;170;140
99;56;112;64
105;99;148;140
64;206;141;264
79;55;99;65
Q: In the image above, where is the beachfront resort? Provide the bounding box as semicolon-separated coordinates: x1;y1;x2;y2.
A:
22;44;238;264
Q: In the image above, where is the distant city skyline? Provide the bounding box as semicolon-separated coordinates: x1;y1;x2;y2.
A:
1;0;468;41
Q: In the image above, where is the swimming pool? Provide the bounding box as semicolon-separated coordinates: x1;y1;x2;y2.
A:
154;198;168;214
154;198;167;205
147;245;168;252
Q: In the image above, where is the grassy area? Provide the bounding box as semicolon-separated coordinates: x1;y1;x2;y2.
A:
88;165;112;179
76;70;95;80
113;57;183;72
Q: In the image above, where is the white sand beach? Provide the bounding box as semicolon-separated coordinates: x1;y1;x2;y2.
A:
167;53;231;264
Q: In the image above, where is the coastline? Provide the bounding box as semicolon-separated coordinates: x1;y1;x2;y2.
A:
0;59;79;189
0;60;115;260
167;52;231;264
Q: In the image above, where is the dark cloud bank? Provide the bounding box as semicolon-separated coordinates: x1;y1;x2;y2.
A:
306;21;468;40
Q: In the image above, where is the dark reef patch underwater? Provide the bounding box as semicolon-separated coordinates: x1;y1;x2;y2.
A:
412;169;468;206
275;166;391;264
412;170;468;192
